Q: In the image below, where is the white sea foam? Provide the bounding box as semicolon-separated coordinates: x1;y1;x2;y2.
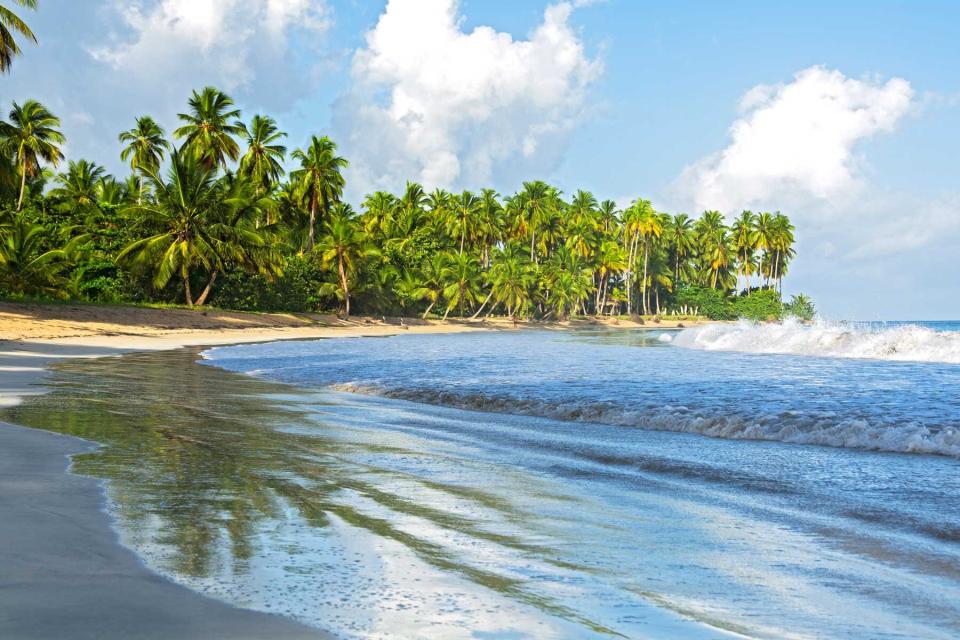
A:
673;320;960;364
331;383;960;457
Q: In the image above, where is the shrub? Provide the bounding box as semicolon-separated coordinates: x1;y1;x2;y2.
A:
675;286;736;320
784;294;816;321
733;289;783;321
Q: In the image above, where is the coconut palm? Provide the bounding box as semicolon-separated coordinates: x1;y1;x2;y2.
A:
237;115;287;194
517;181;556;263
440;251;483;318
0;99;64;210
487;249;534;319
0;0;37;73
594;239;627;315
174;87;243;172
315;204;375;317
52;160;106;208
118;150;271;306
290;135;347;251
446;190;481;255
732;210;758;292
0;215;69;296
119;116;169;204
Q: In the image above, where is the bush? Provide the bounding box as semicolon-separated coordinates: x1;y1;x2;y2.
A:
733;289;783;321
211;254;327;312
675;286;736;320
784;294;816;321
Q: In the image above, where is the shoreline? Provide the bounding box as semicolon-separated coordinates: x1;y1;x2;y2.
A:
0;303;700;638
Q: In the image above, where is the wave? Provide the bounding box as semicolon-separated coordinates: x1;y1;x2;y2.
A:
672;320;960;364
331;382;960;457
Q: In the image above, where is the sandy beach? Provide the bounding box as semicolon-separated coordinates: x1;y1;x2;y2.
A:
0;302;698;639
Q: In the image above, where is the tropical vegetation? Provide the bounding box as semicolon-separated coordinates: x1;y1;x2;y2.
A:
0;85;811;321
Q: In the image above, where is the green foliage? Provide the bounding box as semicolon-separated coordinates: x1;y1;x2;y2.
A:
733;289;783;321
211;254;326;312
784;294;816;321
675;286;735;320
0;89;806;319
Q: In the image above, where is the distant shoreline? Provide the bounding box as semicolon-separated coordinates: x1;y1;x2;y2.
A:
0;300;704;345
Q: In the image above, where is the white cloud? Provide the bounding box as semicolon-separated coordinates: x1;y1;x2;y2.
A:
91;0;331;92
335;0;601;195
677;66;913;213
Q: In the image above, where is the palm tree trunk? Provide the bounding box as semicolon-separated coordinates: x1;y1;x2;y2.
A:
338;254;350;317
183;274;194;307
195;270;219;306
471;290;494;319
17;158;28;211
308;200;317;251
422;300;437;320
641;238;650;315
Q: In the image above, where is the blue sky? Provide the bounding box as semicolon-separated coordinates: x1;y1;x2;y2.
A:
6;0;960;319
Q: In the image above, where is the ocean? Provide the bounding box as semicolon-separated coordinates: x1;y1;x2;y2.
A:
8;322;960;638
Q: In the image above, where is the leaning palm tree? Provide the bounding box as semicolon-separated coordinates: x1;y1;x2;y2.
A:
174;87;243;172
0;99;64;210
237;115;287;195
290;135;347;251
119;116;169;203
0;0;37;73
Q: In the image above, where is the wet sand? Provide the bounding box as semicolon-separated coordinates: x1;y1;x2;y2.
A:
0;421;331;640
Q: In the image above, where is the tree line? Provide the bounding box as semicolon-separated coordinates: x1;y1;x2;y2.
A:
0;5;813;321
0;88;813;320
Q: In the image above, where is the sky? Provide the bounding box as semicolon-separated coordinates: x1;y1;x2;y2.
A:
5;0;960;319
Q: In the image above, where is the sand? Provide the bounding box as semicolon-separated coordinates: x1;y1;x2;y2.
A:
0;302;700;638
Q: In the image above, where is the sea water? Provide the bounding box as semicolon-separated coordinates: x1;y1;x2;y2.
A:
8;323;960;639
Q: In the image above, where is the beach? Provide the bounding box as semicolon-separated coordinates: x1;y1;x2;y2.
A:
3;307;960;638
0;303;701;639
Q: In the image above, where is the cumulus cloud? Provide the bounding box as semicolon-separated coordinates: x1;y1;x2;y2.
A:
676;66;913;213
334;0;601;196
91;0;331;94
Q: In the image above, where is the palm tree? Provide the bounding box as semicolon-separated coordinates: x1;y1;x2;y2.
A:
664;213;695;291
290;135;347;251
631;200;663;315
119;116;169;204
441;251;483;318
754;211;776;288
52;159;106;210
0;215;69;296
487;249;534;319
594;239;626;315
447;190;481;255
315;204;374;317
174;87;243;172
118;150;272;306
732;210;758;292
517;181;555;263
0;0;37;73
237;115;287;195
0;99;64;210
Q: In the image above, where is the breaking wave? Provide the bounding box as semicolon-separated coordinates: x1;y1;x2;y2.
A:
331;382;960;458
673;320;960;364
